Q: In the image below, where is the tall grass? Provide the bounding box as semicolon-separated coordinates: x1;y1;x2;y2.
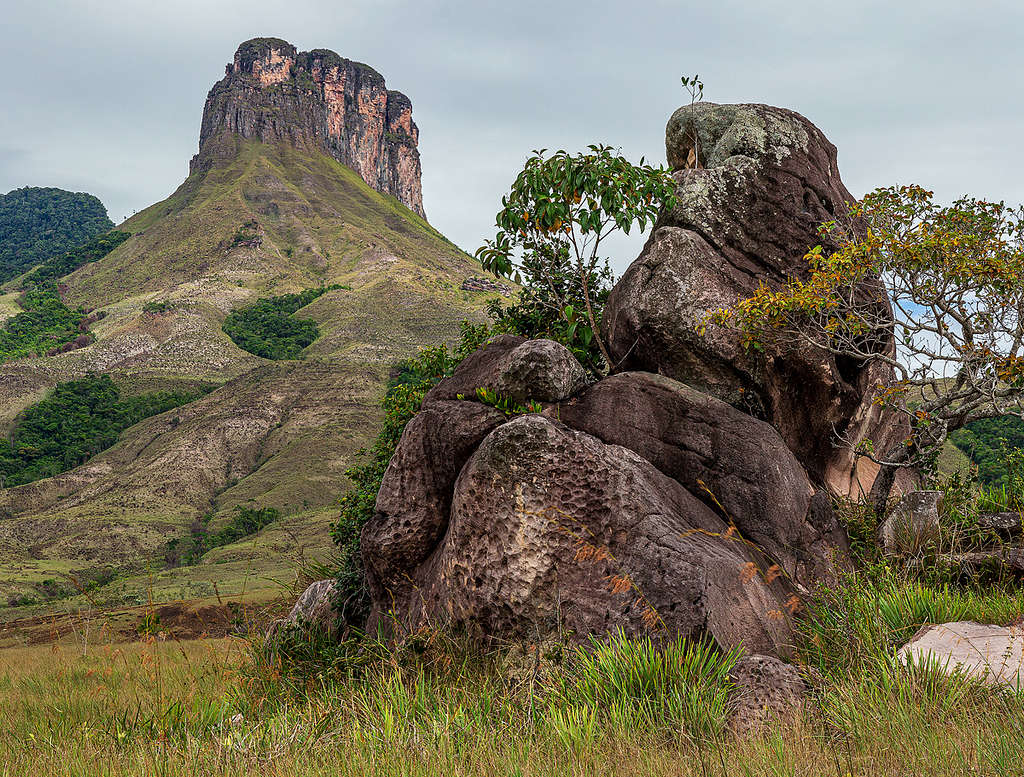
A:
799;566;1024;673
4;630;1024;776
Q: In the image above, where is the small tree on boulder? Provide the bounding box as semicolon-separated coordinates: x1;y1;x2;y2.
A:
711;184;1024;514
477;144;676;374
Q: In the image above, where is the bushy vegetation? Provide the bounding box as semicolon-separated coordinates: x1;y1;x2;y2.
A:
19;229;129;288
223;286;344;360
950;414;1024;487
0;374;204;487
164;506;281;566
0;230;129;363
0;186;113;282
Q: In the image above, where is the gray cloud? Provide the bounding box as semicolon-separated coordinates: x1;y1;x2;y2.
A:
1;0;1022;273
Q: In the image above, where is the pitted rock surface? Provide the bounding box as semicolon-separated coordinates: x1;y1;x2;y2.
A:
728;654;807;734
363;400;507;604
604;102;905;493
364;414;797;656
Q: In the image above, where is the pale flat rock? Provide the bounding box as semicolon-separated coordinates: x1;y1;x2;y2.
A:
897;621;1024;688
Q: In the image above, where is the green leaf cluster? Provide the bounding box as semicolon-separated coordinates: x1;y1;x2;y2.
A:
0;374;204;487
0;187;113;282
222;286;344;360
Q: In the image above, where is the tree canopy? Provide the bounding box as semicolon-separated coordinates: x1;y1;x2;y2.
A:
0;187;113;282
712;185;1024;510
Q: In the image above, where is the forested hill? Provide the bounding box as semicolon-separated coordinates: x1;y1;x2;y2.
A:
0;187;112;282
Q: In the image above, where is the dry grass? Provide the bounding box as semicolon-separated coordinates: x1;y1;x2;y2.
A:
2;627;1023;776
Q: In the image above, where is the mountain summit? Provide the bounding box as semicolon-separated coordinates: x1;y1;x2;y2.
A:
0;38;500;618
194;38;425;218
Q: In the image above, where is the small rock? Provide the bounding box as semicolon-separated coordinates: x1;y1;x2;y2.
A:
897;621;1024;688
727;654;807;735
426;336;589;405
977;512;1023;536
268;579;339;638
879;491;942;555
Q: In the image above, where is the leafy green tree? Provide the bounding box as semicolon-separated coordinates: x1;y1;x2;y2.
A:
477;145;677;373
712;185;1024;513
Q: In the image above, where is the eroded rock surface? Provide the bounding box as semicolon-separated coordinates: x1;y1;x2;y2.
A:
728;654;807;735
195;37;425;218
603;102;904;493
367;415;797;656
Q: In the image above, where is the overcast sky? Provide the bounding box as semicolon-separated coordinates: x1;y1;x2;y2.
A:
2;0;1022;274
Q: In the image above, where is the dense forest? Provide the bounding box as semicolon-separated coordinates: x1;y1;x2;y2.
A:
0;374;205;487
0;187;113;282
222;286;342;359
950;414;1024;487
0;231;129;363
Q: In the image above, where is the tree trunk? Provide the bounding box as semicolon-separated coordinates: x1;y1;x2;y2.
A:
867;444;912;518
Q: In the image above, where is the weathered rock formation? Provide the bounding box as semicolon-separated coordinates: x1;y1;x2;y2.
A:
727;654;809;734
604;102;905;494
193;37;425;218
361;336;851;657
352;101;912;658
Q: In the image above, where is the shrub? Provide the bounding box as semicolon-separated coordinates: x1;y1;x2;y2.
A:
222;286;343;360
165;505;280;566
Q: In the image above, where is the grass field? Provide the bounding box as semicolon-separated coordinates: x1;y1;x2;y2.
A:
2;625;1023;776
4;536;1024;777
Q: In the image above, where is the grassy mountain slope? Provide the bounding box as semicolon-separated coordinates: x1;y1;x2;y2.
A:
0;137;503;611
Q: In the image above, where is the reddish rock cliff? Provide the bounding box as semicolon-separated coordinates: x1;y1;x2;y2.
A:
192;38;425;219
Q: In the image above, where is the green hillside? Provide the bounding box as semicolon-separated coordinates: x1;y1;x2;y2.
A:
0;137;505;615
0;187;112;282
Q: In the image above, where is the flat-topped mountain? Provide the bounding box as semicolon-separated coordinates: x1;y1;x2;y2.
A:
0;38;500;619
195;38;425;218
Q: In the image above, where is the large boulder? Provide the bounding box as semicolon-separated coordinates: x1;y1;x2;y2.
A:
362;400;507;606
555;372;849;588
365;414;798;656
604;102;905;493
426;335;589;404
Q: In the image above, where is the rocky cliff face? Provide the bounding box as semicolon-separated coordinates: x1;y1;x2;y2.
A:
192;38;425;218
